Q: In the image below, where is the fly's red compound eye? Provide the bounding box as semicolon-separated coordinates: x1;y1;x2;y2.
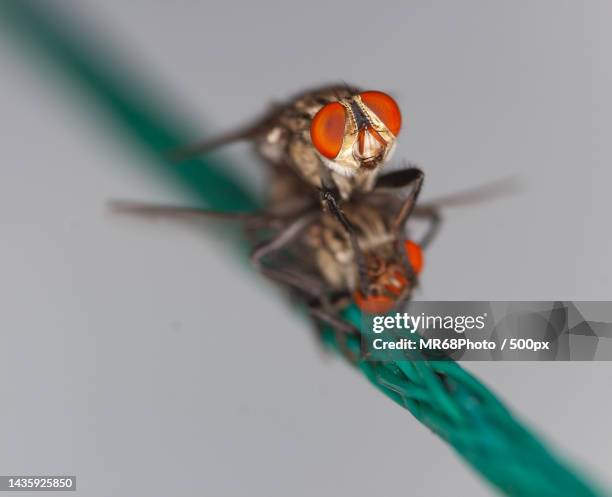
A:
353;290;396;314
360;91;402;136
404;240;424;274
310;102;346;159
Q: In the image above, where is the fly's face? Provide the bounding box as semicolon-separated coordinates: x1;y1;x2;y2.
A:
310;91;402;178
353;240;423;314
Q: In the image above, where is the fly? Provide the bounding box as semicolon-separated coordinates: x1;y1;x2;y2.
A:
172;85;401;197
170;85;409;244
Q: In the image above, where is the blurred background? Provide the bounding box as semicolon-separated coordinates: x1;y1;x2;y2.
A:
1;1;611;495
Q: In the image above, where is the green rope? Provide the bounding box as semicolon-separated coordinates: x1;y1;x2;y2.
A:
2;2;605;495
323;307;604;497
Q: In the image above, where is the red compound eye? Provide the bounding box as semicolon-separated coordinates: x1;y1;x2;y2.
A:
354;291;396;314
404;240;424;274
310;102;346;159
360;91;402;136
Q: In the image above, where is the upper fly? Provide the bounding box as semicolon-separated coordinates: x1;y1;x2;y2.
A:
171;85;402;200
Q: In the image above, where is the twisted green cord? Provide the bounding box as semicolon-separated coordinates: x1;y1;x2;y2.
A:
323;307;603;497
2;2;605;495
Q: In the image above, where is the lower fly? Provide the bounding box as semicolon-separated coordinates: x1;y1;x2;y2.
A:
111;165;438;358
113;153;514;359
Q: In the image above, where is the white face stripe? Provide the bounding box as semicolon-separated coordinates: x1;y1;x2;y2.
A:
318;141;397;179
320;156;357;178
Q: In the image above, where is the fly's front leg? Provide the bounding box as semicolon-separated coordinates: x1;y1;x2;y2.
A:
108;200;287;237
372;167;425;285
390;169;424;232
319;188;352;232
407;176;520;248
319;188;370;296
398;204;441;297
412;205;442;249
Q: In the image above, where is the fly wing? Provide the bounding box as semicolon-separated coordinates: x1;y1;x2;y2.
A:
415;176;520;211
167;108;282;163
168;84;361;163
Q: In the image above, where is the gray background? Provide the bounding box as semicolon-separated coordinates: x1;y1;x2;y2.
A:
1;1;611;496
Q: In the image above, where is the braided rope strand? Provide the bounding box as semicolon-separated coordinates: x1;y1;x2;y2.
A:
320;306;605;497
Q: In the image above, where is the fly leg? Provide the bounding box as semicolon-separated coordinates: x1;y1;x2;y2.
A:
111;200;334;312
308;301;359;336
319;188;370;296
249;212;362;360
249;211;334;308
388;168;425;231
111;199;322;297
412;206;442;249
374;167;426;287
109;200;269;224
319;188;353;231
308;302;361;363
409;175;520;248
111;200;362;354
